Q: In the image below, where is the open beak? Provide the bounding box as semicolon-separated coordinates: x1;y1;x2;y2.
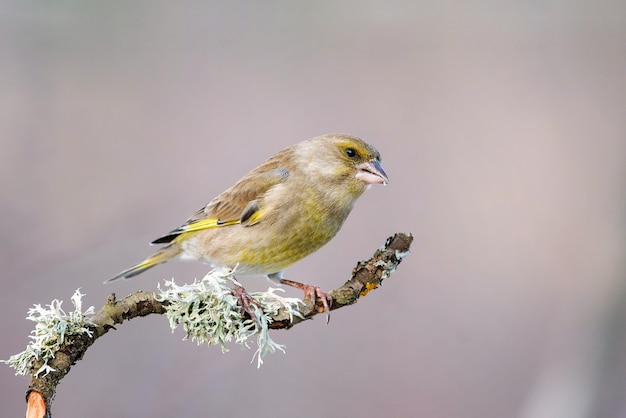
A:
355;159;389;185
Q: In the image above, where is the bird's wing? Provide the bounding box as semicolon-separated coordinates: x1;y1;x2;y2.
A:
151;166;290;244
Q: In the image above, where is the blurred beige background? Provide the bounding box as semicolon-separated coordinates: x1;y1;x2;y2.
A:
2;1;625;417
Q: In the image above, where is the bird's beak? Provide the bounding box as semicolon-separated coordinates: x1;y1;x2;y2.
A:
355;159;389;185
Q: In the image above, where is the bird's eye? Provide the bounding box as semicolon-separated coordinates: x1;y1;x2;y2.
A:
345;147;357;158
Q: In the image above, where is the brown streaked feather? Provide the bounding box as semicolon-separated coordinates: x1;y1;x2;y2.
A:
205;168;289;221
151;162;291;245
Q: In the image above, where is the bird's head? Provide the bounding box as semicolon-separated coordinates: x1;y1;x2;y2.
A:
292;133;388;200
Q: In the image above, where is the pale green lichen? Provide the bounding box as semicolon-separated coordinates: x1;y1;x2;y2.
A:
374;247;410;281
395;249;410;260
2;289;95;376
3;272;302;376
156;270;304;368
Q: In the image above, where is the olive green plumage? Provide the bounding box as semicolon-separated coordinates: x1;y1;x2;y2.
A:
107;133;388;283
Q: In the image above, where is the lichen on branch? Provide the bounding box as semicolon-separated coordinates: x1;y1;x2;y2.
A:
4;232;413;418
2;289;95;377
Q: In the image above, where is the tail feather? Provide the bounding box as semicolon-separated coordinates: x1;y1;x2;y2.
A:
105;243;181;283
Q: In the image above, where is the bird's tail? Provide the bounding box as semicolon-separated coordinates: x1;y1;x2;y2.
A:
105;243;182;283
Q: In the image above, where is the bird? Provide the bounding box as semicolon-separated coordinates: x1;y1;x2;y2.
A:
107;133;388;321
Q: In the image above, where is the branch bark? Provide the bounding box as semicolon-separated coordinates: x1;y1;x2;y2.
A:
24;232;413;418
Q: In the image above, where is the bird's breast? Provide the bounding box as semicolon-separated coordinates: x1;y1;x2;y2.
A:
180;185;356;275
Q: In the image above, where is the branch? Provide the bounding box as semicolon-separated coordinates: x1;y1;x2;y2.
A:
19;232;413;418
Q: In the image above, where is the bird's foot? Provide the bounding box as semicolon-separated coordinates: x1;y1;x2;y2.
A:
232;284;262;323
279;279;332;324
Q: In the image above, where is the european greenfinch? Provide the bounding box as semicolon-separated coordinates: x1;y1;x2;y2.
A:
107;133;388;319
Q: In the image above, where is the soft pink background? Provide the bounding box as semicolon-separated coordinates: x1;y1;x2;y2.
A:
2;2;625;417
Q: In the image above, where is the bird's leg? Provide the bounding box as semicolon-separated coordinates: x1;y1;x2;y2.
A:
279;278;332;324
232;283;262;323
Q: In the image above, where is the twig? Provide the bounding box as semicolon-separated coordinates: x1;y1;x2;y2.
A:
22;232;413;418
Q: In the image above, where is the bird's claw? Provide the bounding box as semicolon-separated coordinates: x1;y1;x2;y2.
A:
232;284;261;323
305;285;332;324
279;279;332;324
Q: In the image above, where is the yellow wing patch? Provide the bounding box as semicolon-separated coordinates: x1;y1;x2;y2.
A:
169;218;240;244
151;216;244;245
179;218;240;233
243;207;264;226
